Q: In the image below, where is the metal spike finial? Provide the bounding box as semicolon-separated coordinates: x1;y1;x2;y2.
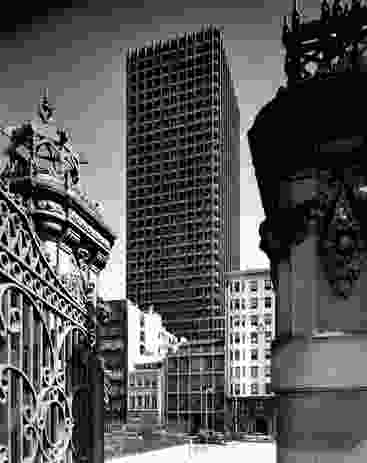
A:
38;88;54;124
292;0;301;30
332;0;344;17
321;0;331;21
282;16;290;45
351;0;362;11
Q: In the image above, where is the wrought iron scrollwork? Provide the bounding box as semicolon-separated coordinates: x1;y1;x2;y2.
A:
282;0;367;85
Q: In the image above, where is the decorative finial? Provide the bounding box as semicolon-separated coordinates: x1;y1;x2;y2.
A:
282;16;291;46
332;0;344;17
38;88;55;124
292;0;301;31
351;0;362;12
321;0;331;21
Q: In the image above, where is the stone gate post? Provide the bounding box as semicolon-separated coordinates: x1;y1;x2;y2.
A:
248;72;367;462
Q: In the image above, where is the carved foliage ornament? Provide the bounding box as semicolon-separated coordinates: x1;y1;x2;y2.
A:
260;175;367;298
319;182;367;297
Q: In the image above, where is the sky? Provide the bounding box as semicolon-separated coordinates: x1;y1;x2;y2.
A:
0;0;324;299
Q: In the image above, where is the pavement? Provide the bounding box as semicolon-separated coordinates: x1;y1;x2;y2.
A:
106;441;276;463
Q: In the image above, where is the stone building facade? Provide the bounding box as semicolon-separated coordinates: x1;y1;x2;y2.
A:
225;269;276;435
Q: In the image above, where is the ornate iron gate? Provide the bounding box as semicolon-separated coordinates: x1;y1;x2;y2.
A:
0;183;95;462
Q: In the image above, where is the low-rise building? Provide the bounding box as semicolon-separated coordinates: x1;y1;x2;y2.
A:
166;338;226;433
126;303;182;428
99;299;129;432
128;360;165;427
225;269;276;435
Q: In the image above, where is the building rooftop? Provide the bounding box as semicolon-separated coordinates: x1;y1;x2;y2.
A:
225;268;270;279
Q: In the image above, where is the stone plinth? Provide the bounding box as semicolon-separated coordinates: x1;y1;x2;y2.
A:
248;72;367;462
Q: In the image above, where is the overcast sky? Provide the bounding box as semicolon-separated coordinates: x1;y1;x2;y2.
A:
0;1;323;299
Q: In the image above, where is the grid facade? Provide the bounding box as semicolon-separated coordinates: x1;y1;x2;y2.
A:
167;339;225;432
125;25;240;343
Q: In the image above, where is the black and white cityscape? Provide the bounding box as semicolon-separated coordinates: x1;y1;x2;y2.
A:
1;1;367;462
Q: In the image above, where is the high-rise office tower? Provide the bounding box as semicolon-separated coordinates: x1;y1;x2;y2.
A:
126;25;240;344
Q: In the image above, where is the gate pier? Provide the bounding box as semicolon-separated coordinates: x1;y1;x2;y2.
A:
0;92;116;462
248;4;367;461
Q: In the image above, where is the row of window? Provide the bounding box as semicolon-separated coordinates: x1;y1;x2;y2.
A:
127;139;219;157
129;375;158;388
230;314;272;329
230;331;272;345
229;297;273;311
168;355;224;371
231;382;272;396
129;394;158;409
230;348;271;362
227;279;273;293
231;365;271;379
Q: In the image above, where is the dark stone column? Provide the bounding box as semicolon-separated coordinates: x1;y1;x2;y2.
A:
248;72;367;462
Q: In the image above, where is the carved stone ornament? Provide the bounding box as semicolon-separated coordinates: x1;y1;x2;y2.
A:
319;182;367;298
260;173;367;299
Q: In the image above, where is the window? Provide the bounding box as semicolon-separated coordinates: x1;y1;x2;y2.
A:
251;315;258;327
265;383;272;394
140;315;145;327
241;300;246;311
251;366;259;378
264;315;272;326
265;366;271;377
250;280;258;292
129;375;135;387
251;383;259;394
140;344;145;355
251;349;258;360
242;334;246;344
251;333;258;344
242;280;246;292
265;331;272;341
230;334;233;344
235;367;240;378
137;376;143;387
137;395;143;407
265;279;272;290
242;383;246;394
234;349;240;361
265;297;272;308
242;349;246;360
234;281;240;292
265;348;271;359
152;394;158;408
242;318;246;327
234;299;240;311
140;331;145;342
129;396;135;409
230;350;233;361
144;394;150;408
234;384;240;395
234;333;240;344
144;377;150;387
234;318;240;328
242;366;246;376
250;298;258;309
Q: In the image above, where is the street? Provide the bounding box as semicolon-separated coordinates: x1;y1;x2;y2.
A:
188;441;276;463
107;441;276;462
